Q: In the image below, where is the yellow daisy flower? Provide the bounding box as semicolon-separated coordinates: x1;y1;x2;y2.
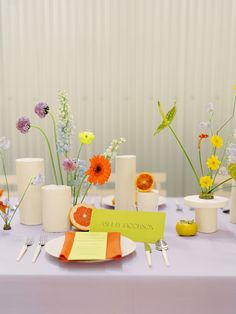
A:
210;135;223;148
79;131;95;145
233;84;236;91
200;176;213;189
207;155;221;170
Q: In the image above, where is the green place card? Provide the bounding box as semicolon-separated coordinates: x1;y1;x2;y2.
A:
90;209;166;243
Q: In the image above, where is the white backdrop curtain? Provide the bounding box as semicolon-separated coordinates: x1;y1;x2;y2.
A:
0;0;236;196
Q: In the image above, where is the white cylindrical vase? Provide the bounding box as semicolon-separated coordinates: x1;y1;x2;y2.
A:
42;185;72;232
16;158;44;225
230;180;236;223
137;190;159;212
195;207;217;233
115;155;136;211
184;195;228;233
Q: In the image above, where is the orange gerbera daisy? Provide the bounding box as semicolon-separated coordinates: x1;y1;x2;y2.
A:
0;189;4;197
0;201;8;214
86;155;111;185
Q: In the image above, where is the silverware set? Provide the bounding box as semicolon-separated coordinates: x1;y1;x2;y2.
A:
144;239;170;268
16;234;47;263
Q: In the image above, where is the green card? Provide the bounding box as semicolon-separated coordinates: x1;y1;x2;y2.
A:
90;209;166;243
68;232;107;260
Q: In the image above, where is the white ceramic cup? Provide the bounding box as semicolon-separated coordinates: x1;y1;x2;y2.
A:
137;189;159;212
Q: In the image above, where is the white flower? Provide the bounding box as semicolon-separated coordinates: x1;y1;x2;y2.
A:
32;174;45;185
198;121;211;132
104;137;126;160
0;137;10;150
205;103;214;113
56;91;74;154
218;166;228;176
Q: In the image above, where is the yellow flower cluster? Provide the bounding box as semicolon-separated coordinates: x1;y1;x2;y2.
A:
206;155;221;170
210;135;223;149
79;131;95;145
200;176;213;189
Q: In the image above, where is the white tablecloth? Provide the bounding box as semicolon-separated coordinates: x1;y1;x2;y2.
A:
1;197;236;314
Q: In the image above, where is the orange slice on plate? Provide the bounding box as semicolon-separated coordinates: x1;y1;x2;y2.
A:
135;172;154;192
69;204;94;231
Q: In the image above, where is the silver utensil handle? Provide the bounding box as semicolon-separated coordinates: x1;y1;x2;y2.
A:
16;245;27;261
32;245;41;263
145;251;152;268
162;250;169;266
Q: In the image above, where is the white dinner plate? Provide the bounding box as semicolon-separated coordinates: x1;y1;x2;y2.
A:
102;194;166;208
45;234;136;262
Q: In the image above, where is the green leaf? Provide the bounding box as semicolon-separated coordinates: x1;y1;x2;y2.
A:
154;102;176;136
166;104;176;124
228;163;236;180
154;121;168;135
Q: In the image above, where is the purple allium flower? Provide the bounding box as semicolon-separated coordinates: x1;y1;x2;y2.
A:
35;102;49;118
16;117;31;134
62;158;78;172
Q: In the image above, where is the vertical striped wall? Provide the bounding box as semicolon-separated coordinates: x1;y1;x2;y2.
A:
0;0;236;196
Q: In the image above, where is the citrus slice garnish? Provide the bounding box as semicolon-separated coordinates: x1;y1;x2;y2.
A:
69;204;93;231
135;172;154;192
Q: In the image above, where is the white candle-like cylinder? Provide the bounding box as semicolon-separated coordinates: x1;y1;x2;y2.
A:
137;190;159;212
42;185;72;232
115;155;136;210
16;158;44;225
230;180;236;223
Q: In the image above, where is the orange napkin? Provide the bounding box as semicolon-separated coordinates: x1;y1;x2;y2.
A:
59;232;122;262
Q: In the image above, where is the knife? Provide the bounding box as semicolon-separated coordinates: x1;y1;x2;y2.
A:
144;243;152;268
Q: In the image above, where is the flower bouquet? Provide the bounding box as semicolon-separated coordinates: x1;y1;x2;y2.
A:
154;89;236;232
154;95;236;199
0;137;43;230
16;91;125;206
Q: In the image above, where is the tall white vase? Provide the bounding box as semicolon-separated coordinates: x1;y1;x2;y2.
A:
42;185;72;232
184;195;228;233
115;155;136;211
16;158;44;225
230;180;236;223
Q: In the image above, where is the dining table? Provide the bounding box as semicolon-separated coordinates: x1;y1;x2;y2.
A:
1;196;236;314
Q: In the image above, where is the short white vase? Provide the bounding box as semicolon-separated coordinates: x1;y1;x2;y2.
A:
230;180;236;223
184;195;228;233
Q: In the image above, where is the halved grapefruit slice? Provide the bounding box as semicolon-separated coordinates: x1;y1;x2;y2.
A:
135;172;154;192
69;203;94;231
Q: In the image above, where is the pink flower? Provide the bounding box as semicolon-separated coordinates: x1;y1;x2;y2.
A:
16;117;31;134
62;159;78;172
35;102;49;118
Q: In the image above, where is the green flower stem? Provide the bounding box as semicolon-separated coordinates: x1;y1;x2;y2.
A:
198;148;204;176
81;182;92;203
212;184;236;193
212;137;230;185
168;125;201;188
72;143;84;197
75;174;87;205
49;112;64;185
0;152;10;200
32;125;59;185
208;177;232;194
64;152;69;186
76;144;83;161
217;96;236;134
9;178;33;224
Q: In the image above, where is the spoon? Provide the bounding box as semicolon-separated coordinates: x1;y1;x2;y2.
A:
155;239;169;266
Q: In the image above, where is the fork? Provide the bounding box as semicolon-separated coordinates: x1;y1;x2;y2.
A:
32;234;47;263
16;237;34;261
